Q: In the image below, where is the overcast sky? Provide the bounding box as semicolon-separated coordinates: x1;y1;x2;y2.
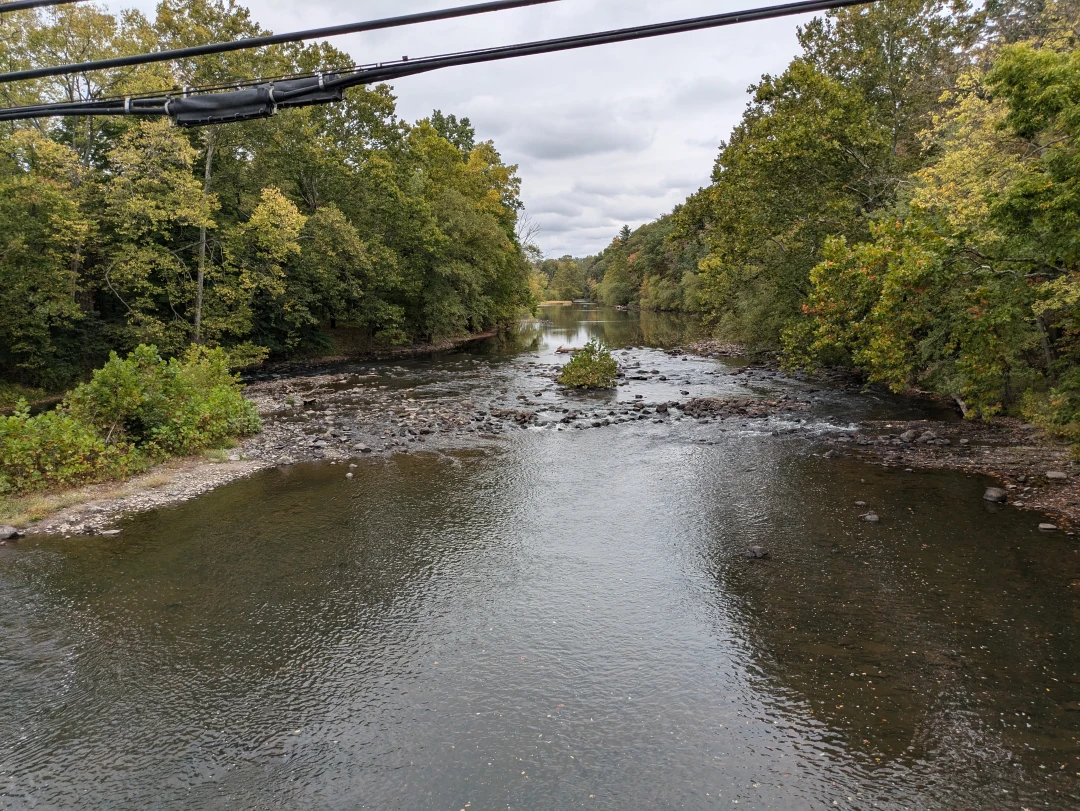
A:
102;0;817;257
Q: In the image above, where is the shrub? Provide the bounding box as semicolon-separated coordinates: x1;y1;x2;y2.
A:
557;340;619;389
66;344;260;457
0;345;261;495
0;402;143;494
0;382;46;410
1023;368;1080;456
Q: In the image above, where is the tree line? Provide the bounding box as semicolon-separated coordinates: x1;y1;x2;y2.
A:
553;0;1079;445
0;1;533;400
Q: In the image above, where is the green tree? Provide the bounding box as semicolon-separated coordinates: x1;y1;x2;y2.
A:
550;258;586;301
430;109;476;154
676;0;975;347
0;131;88;387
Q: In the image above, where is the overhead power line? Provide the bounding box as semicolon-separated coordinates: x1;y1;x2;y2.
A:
0;0;561;84
0;0;86;12
0;0;880;126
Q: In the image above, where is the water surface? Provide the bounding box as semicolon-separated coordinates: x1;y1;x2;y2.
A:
2;305;1078;810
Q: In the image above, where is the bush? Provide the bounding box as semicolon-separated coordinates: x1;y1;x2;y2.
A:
557;340;619;389
66;345;261;457
0;403;143;494
0;345;261;495
0;382;46;409
1023;368;1080;456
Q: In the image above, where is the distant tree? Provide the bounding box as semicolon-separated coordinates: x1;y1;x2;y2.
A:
618;224;633;243
551;259;586;301
430;109;476;154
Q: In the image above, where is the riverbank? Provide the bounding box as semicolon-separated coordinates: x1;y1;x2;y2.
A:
248;329;501;377
817;415;1080;529
726;362;1080;530
6;331;1078;538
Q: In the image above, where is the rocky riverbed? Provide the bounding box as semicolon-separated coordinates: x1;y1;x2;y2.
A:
813;416;1080;529
14;338;1080;538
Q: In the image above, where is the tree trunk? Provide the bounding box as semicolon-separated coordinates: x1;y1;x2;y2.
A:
193;130;216;344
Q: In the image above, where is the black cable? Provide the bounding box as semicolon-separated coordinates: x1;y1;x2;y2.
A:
0;0;882;124
0;0;561;84
0;0;86;12
318;0;879;97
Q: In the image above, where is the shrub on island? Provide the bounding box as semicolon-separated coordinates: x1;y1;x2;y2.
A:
557;340;618;389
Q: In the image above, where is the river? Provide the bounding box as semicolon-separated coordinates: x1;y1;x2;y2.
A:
1;305;1078;809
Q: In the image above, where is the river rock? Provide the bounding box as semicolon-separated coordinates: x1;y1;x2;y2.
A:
823;450;840;459
860;512;880;523
983;487;1009;504
917;430;937;444
900;430;918;442
0;526;22;540
1046;471;1068;482
1039;523;1058;532
745;546;770;559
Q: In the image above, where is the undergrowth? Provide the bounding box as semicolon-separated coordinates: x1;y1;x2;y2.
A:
0;345;261;497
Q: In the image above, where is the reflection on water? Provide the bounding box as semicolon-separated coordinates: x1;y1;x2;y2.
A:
1;307;1078;810
475;302;706;357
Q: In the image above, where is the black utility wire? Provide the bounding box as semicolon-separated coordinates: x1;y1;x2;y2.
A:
0;0;881;124
318;0;878;96
0;0;561;84
0;0;86;12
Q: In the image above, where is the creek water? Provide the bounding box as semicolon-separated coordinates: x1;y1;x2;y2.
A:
2;305;1079;810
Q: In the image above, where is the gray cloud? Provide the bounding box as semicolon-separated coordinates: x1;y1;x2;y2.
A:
513;122;652;161
529;197;584;217
105;0;814;255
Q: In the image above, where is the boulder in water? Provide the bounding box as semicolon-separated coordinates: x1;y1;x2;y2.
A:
983;487;1009;504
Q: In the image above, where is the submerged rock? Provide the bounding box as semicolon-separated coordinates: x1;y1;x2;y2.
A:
1039;523;1058;532
745;546;770;560
860;512;880;523
983;487;1009;504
